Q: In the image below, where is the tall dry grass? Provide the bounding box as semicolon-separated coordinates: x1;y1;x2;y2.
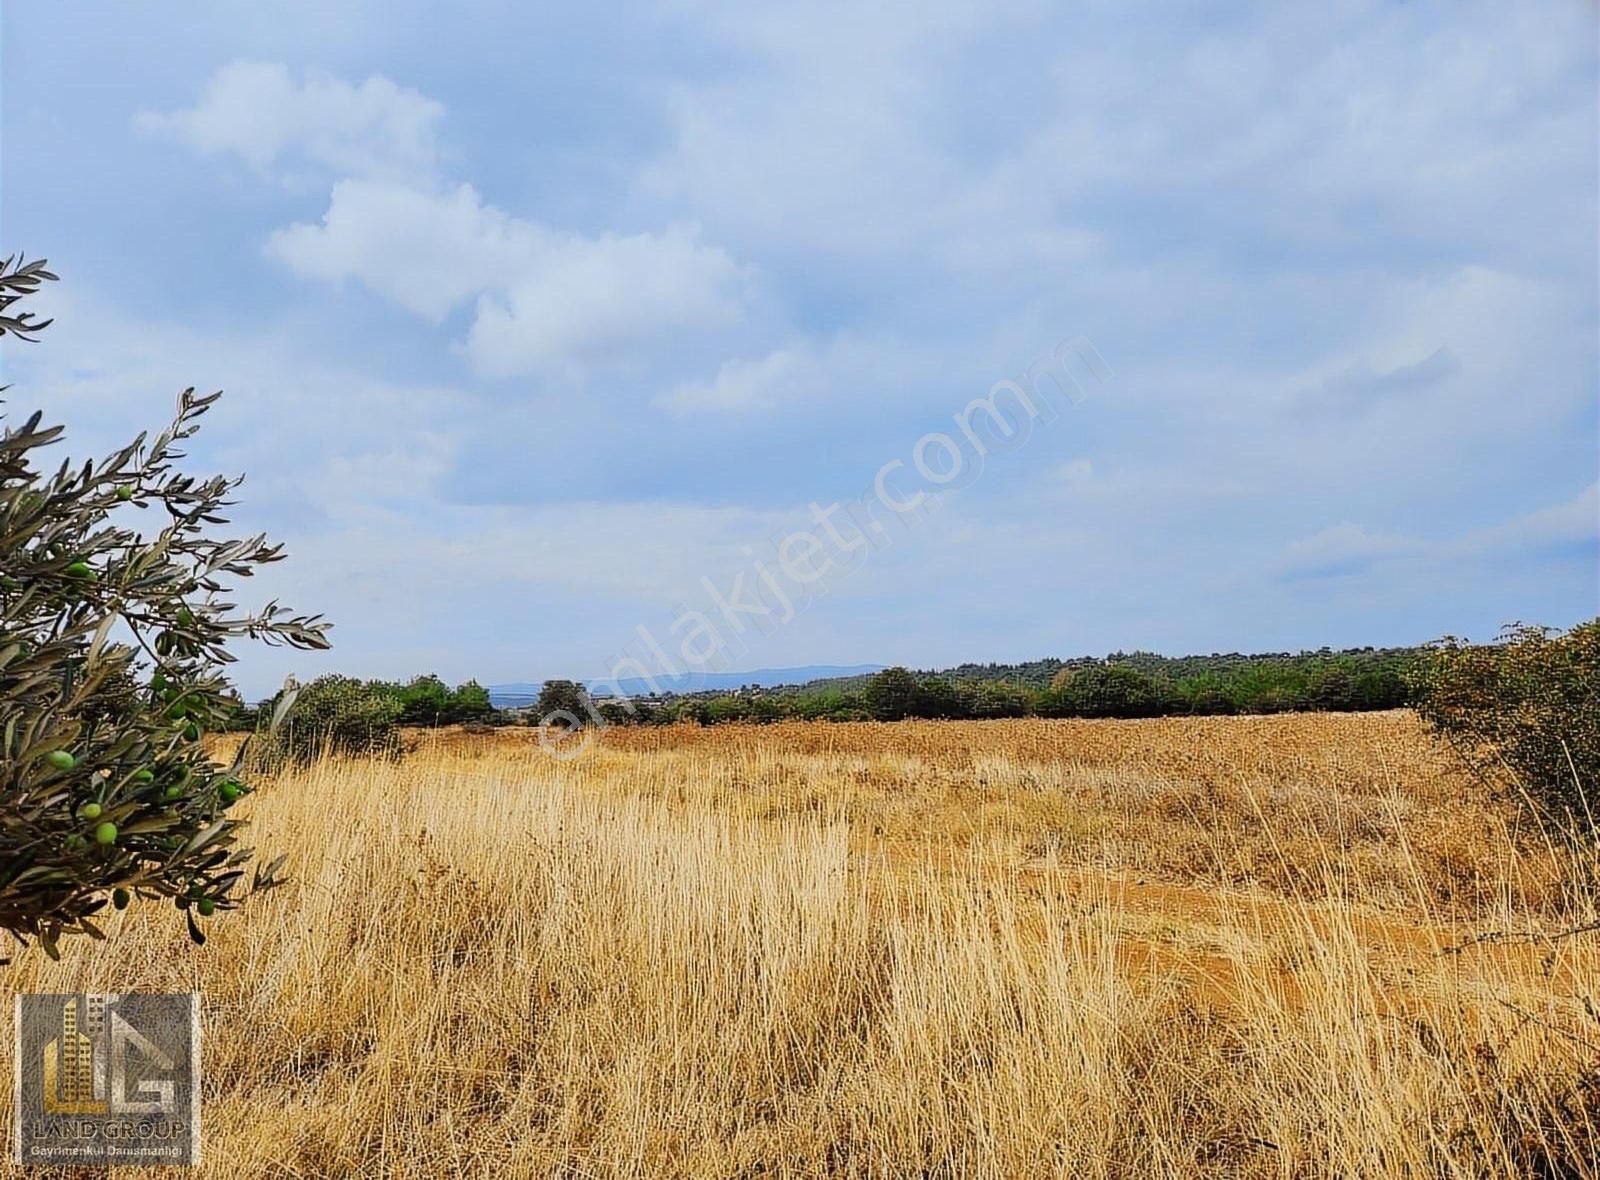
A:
3;714;1596;1177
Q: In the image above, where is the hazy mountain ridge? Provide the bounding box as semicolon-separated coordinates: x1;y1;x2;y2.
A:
487;665;887;707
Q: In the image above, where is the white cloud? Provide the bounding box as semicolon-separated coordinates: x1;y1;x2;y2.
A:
1280;523;1422;579
268;178;751;376
653;347;823;414
265;180;536;320
177;70;759;379
144;64;758;380
1456;482;1600;558
464;223;749;380
136;60;443;183
1278;482;1599;581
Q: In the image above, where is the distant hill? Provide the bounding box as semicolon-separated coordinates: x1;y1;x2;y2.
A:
776;646;1425;695
487;665;886;708
490;648;1427;707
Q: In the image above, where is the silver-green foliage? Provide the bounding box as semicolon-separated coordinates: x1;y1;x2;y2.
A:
0;256;330;959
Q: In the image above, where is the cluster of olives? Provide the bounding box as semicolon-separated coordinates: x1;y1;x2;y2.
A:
42;733;250;919
153;672;209;743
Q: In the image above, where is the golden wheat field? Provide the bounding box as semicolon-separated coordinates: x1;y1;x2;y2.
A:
4;711;1598;1178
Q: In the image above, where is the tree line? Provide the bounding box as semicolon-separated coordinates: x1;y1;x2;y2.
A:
537;648;1414;727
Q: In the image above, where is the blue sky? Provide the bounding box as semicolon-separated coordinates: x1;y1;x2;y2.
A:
3;1;1596;698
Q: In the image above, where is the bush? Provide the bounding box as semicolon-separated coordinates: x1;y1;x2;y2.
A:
536;679;591;727
0;256;330;957
393;674;496;726
793;688;869;721
913;676;962;719
1413;620;1600;837
957;680;1032;719
703;694;753;724
865;667;920;721
1173;672;1236;715
256;675;403;765
1038;663;1172;719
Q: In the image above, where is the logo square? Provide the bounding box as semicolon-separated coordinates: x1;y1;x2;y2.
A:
13;993;200;1167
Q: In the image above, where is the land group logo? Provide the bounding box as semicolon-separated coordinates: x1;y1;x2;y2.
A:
13;993;200;1166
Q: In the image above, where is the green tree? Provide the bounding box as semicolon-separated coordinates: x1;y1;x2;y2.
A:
448;679;494;724
703;694;752;724
1307;665;1358;711
960;680;1032;719
1038;663;1171;719
793;687;868;721
536;679;591;728
748;694;790;723
395;673;452;725
0;256;330;956
864;667;920;721
1173;672;1236;715
913;676;962;719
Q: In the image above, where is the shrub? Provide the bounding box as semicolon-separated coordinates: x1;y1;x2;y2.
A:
256;675;403;765
1352;665;1409;710
747;694;790;723
1413;620;1600;837
703;694;753;724
1173;672;1236;715
865;667;920;721
1038;663;1172;719
0;256;330;957
536;679;591;727
596;699;641;727
912;676;962;719
394;673;496;726
958;679;1032;719
394;673;451;725
449;679;495;724
1306;665;1358;711
793;688;869;721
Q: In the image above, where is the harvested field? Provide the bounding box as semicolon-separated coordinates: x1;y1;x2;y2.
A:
5;712;1596;1177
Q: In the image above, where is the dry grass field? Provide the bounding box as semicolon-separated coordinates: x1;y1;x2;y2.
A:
4;712;1598;1178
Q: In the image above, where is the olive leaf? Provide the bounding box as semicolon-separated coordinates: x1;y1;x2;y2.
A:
1;254;331;955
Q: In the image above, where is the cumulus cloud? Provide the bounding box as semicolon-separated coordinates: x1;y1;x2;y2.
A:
136;60;443;183
266;180;521;319
653;347;824;414
268;178;749;371
463;224;748;380
155;64;757;379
